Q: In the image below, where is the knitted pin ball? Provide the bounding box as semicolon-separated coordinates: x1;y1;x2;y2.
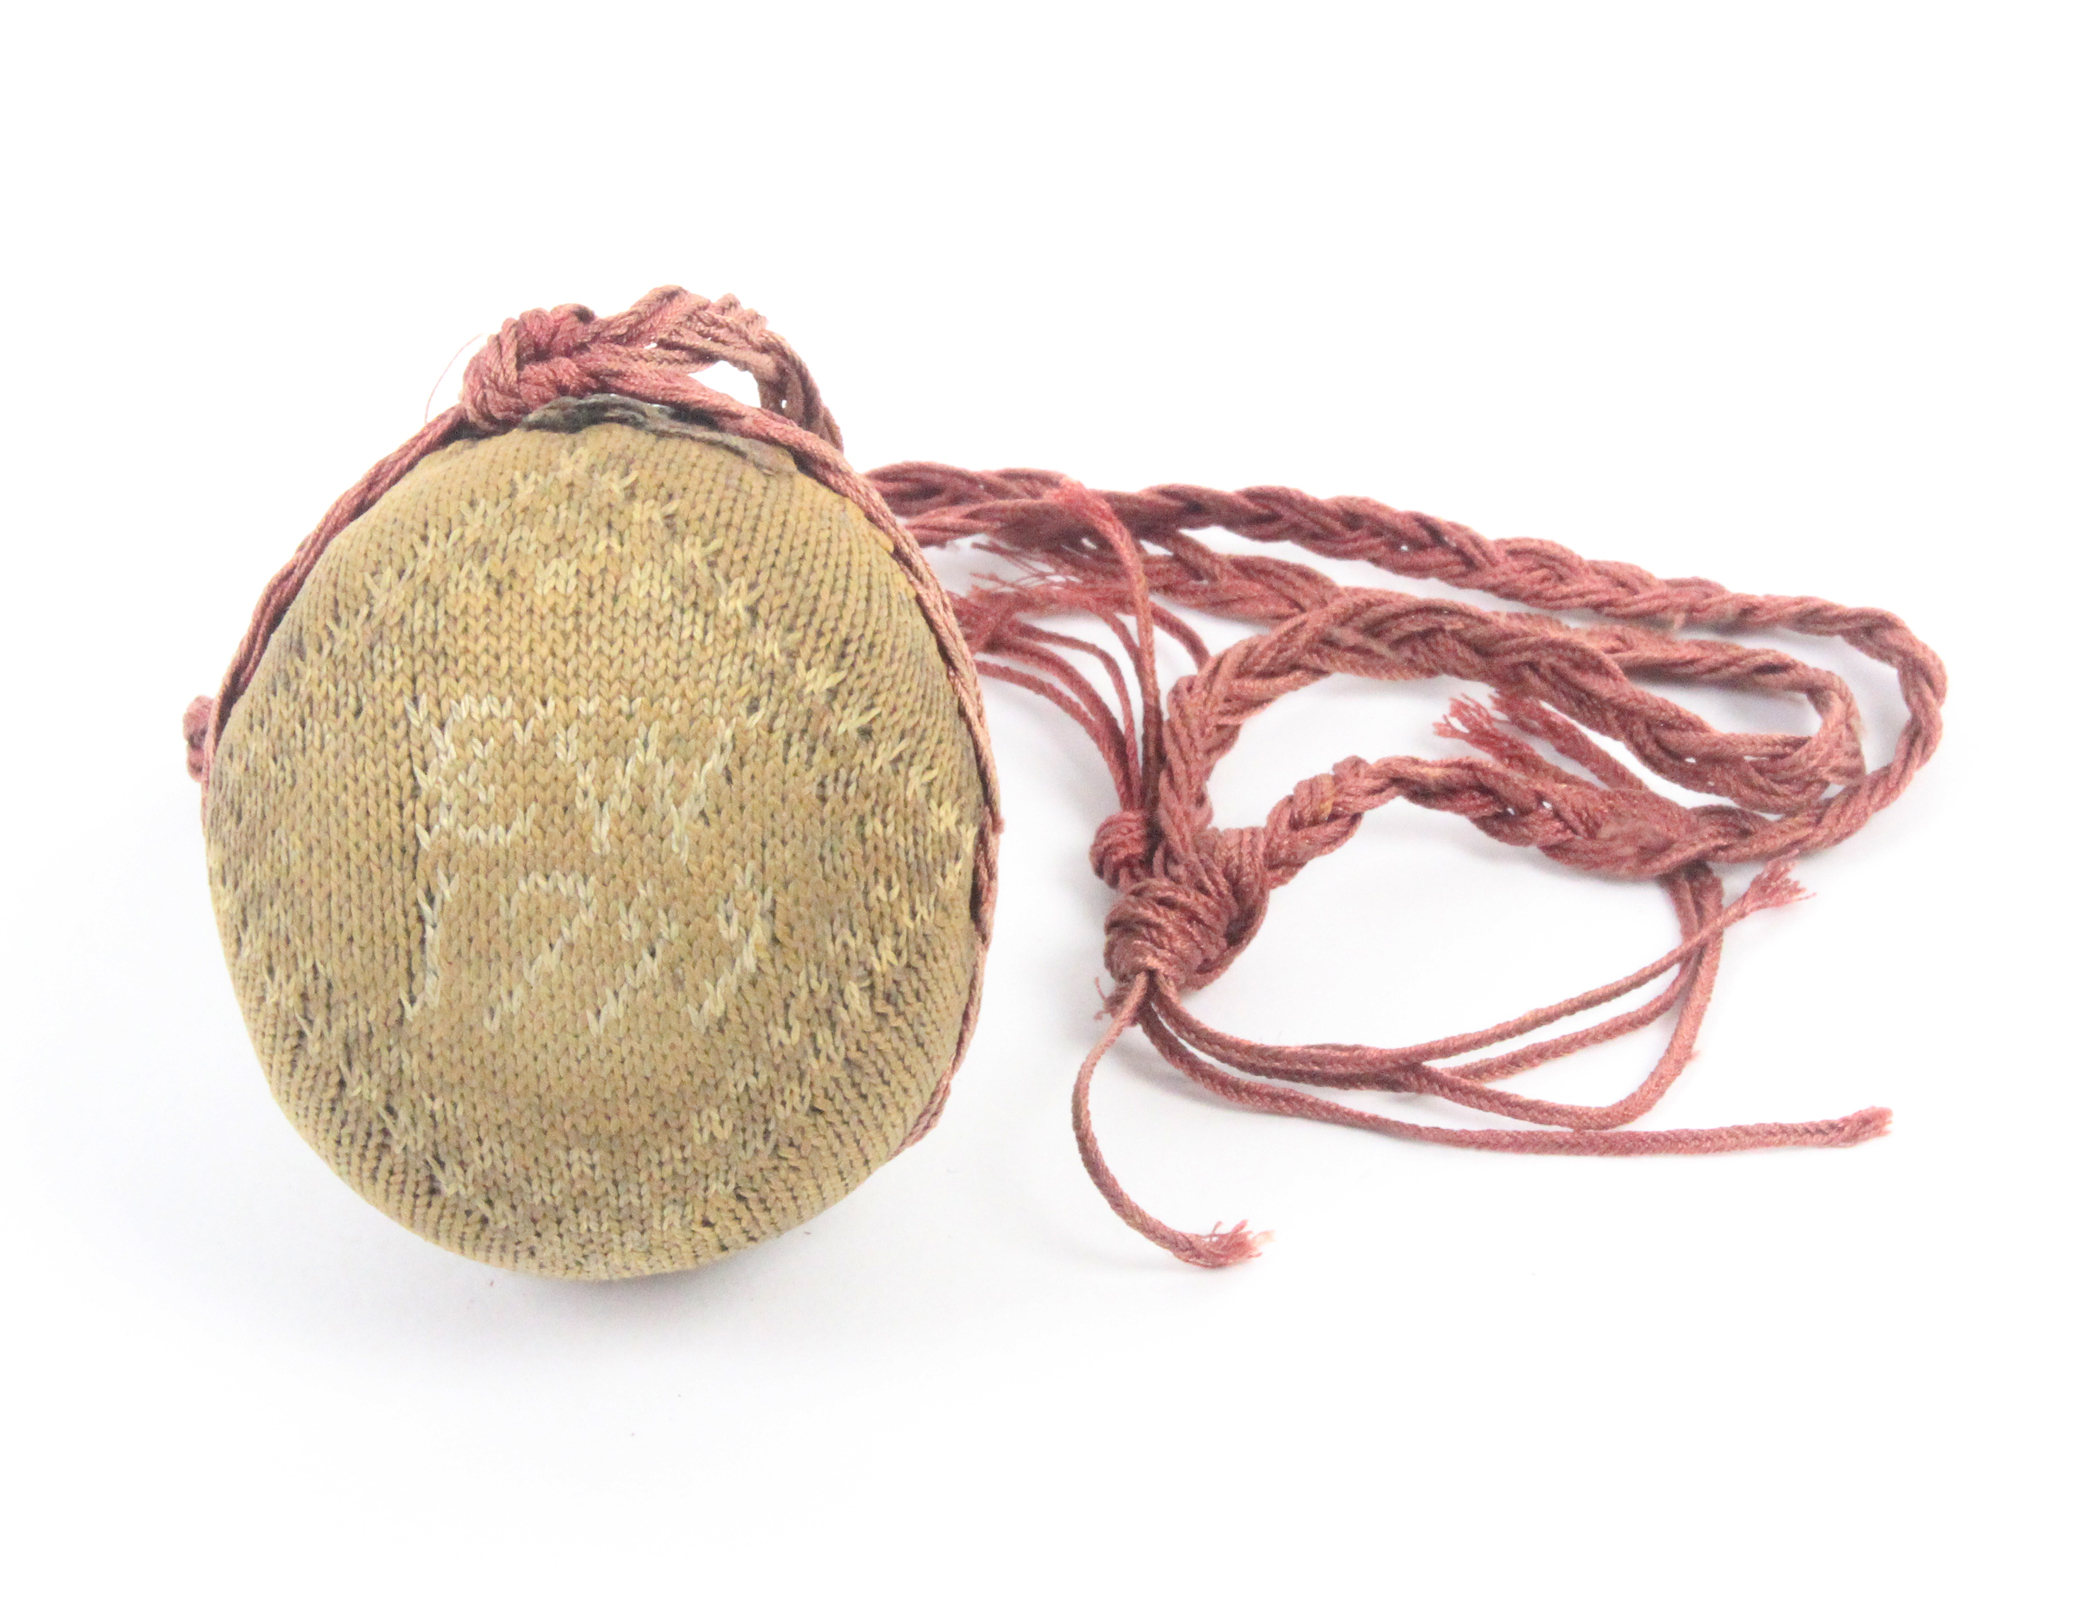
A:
188;288;1945;1277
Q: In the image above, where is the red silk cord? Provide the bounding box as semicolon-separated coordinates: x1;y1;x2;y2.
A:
188;289;1946;1268
874;470;1940;1265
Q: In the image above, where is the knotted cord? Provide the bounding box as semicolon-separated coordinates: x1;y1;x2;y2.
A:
872;464;1943;1266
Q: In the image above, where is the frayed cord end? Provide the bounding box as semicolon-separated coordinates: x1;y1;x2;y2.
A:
1176;1221;1274;1269
1739;859;1813;915
182;695;215;784
1824;1106;1893;1147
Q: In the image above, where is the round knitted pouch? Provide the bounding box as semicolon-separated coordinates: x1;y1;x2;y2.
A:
190;287;1945;1276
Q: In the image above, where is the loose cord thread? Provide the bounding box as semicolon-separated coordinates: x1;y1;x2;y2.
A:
186;290;1945;1268
871;465;1941;1266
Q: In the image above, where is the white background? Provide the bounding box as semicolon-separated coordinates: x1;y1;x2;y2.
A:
3;4;2079;1609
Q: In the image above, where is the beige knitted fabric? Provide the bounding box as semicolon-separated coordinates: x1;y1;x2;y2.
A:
206;404;986;1278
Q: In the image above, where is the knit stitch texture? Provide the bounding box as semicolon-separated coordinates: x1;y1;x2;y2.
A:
206;406;985;1277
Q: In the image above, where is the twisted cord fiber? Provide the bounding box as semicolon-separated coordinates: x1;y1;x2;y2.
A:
870;464;1943;1265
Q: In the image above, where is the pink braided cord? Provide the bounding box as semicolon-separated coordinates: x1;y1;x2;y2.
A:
869;467;1943;1267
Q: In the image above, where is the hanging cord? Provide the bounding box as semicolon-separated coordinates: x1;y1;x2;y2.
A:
870;464;1945;1267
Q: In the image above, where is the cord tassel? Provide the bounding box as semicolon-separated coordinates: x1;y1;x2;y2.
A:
878;466;1941;1266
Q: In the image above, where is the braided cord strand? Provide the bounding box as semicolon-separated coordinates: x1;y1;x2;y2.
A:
871;463;1943;1266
